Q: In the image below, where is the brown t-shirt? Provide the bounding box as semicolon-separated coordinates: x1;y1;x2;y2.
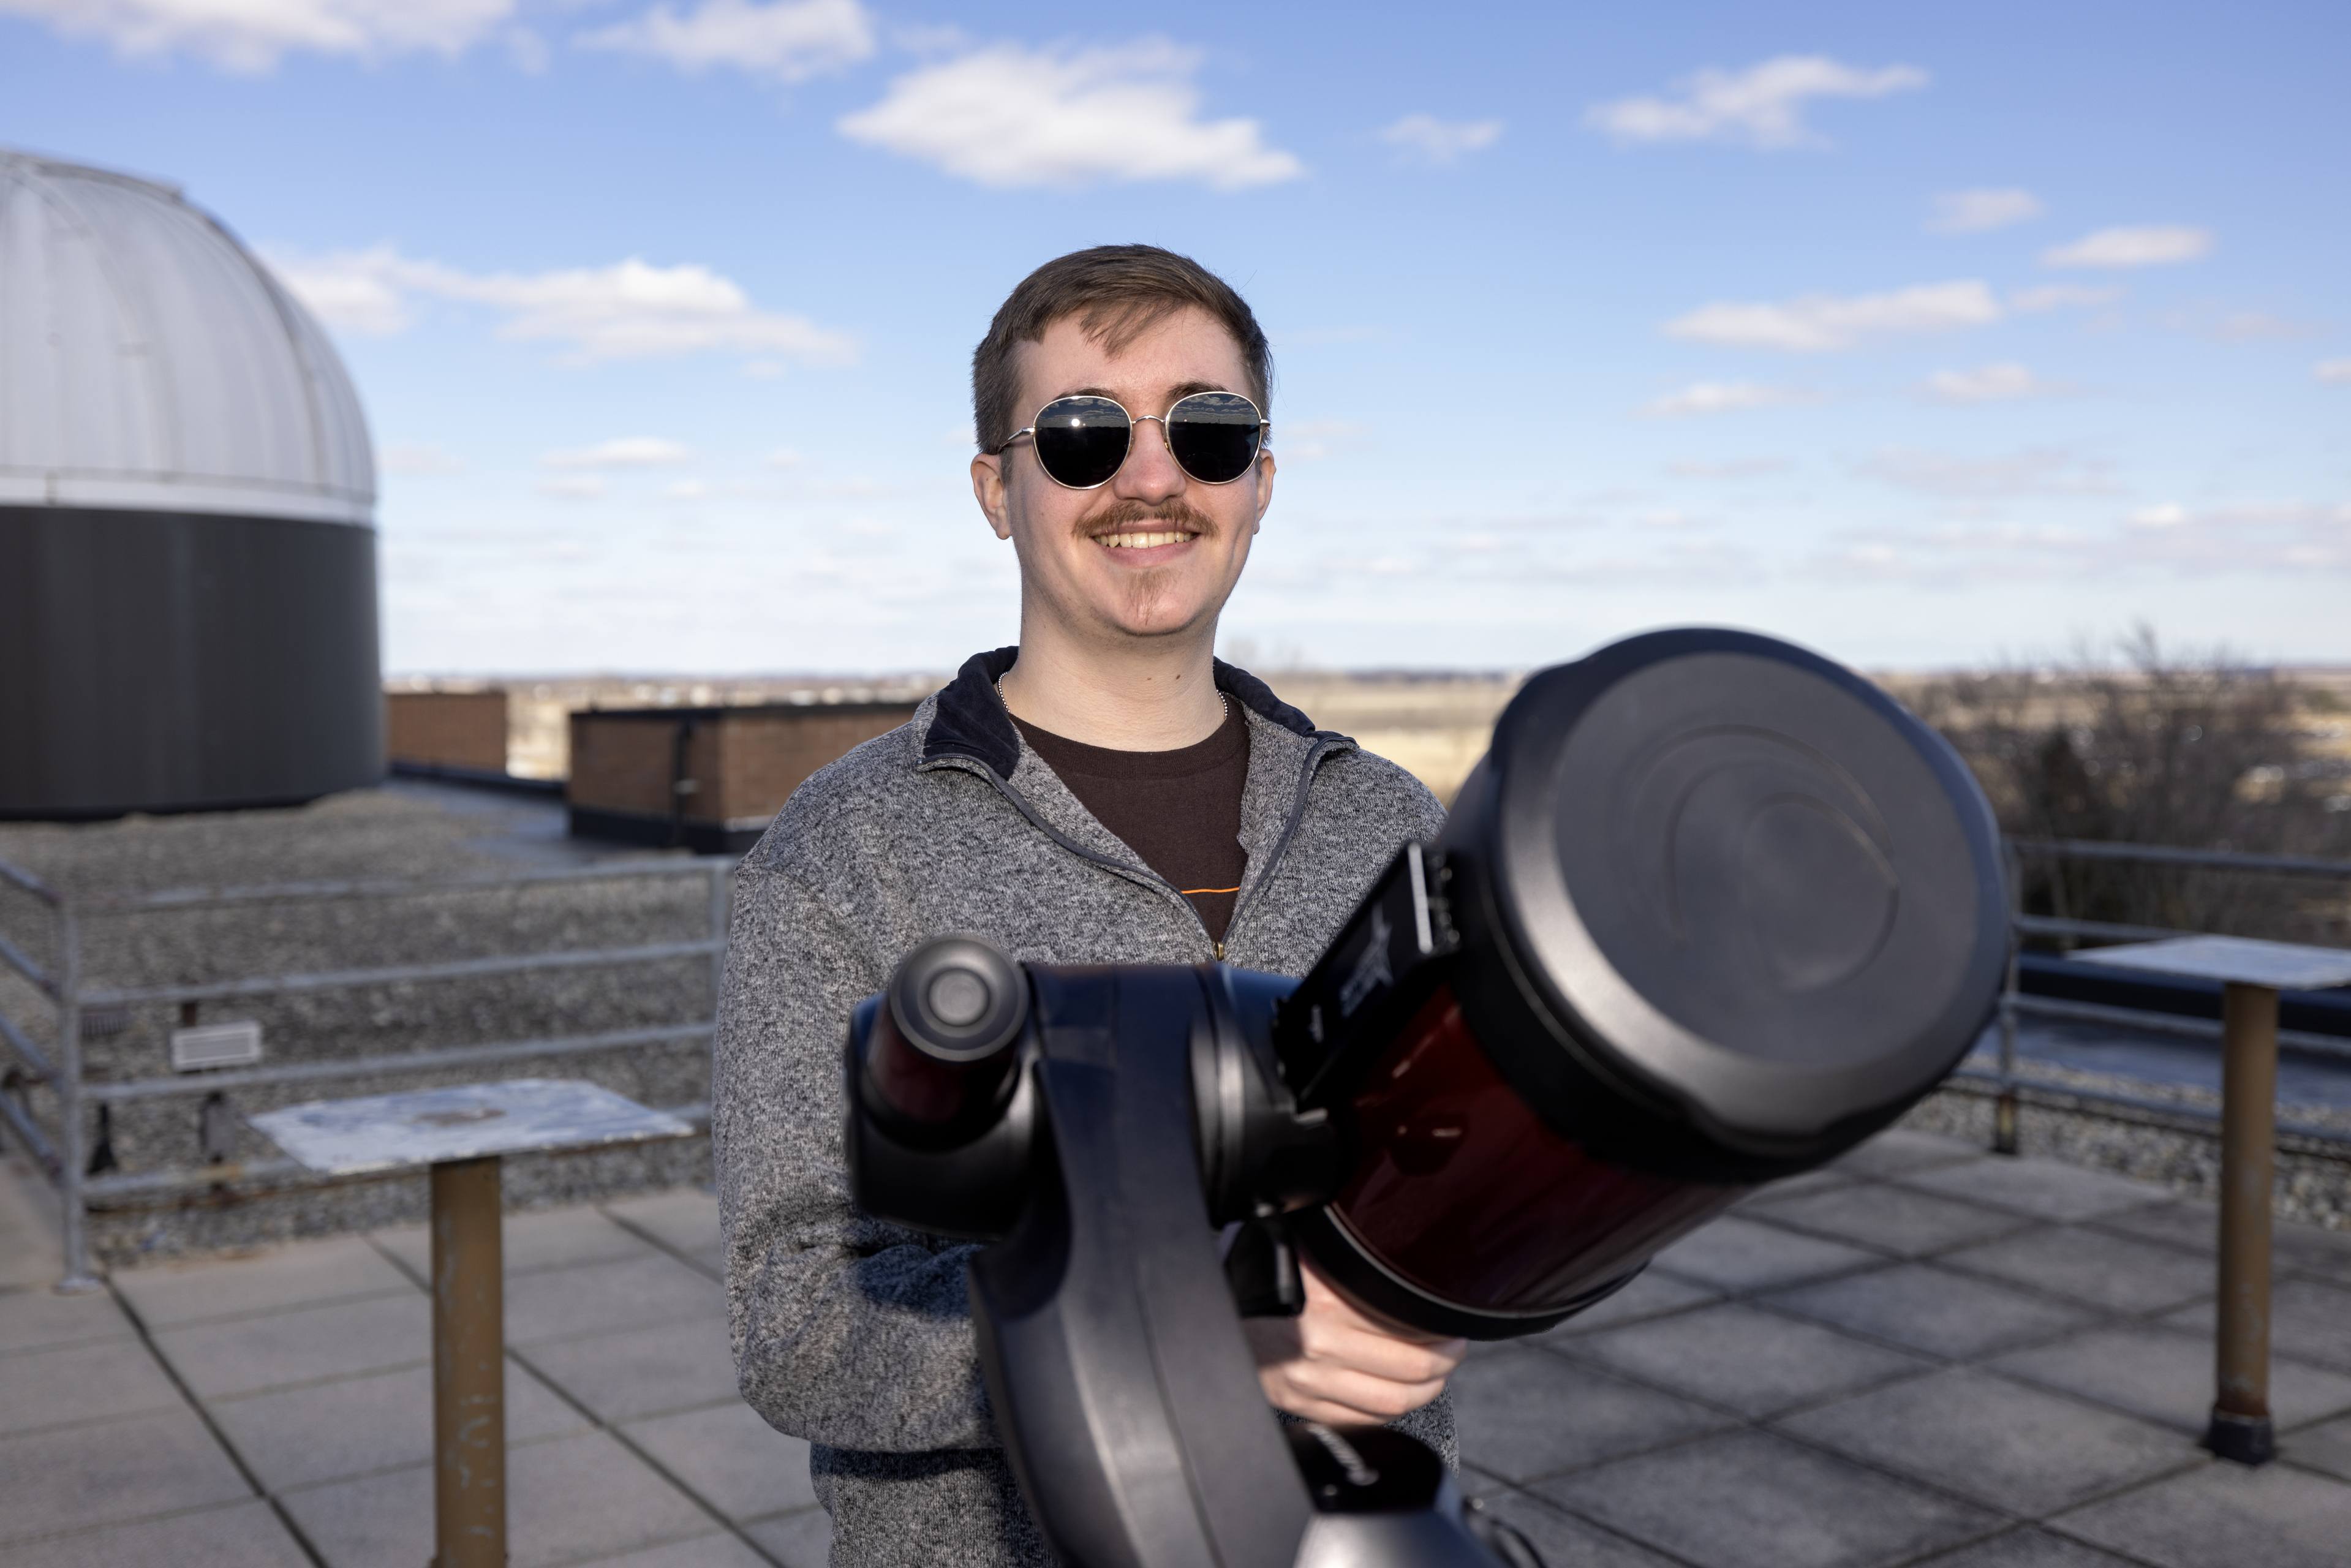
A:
1013;700;1251;943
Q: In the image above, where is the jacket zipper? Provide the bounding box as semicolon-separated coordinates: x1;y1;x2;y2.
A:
1224;736;1339;935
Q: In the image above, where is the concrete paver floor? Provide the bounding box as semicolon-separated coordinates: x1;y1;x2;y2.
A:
0;1152;820;1568
2;1132;2350;1567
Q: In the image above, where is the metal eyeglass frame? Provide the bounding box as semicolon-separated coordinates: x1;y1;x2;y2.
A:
989;391;1271;490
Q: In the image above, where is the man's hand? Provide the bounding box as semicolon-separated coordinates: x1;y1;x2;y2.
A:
1240;1261;1467;1427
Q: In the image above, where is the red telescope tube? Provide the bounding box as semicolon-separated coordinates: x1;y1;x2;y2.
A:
1280;629;2009;1338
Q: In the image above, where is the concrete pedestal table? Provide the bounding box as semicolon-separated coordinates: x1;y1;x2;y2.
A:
250;1079;692;1567
2075;935;2351;1465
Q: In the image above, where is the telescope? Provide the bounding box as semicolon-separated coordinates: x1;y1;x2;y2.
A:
844;628;2008;1568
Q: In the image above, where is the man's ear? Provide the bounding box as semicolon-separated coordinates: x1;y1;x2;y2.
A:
1250;447;1276;536
972;451;1013;541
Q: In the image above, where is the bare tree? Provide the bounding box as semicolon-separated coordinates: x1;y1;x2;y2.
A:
1910;628;2351;944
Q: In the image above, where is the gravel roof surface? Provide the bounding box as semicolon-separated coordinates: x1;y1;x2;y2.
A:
1912;1071;2351;1231
0;779;654;895
1;783;730;1264
10;782;2343;1260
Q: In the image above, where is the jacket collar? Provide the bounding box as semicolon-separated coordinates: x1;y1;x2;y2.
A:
919;645;1320;779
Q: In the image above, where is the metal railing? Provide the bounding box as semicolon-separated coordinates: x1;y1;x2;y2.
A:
0;854;731;1291
7;832;2348;1290
1979;838;2351;1158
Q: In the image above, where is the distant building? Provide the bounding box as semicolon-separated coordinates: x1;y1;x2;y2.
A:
385;688;511;778
568;701;918;853
0;150;381;819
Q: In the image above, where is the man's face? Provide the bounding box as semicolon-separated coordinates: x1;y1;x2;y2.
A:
972;305;1274;649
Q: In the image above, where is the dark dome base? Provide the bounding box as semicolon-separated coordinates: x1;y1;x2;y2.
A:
0;506;383;819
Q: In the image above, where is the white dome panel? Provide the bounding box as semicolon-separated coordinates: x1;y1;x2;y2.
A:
0;151;374;524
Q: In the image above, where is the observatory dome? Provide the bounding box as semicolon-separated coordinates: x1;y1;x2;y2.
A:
0;151;374;522
1;150;383;818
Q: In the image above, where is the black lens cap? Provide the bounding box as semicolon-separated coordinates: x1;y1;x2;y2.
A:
1471;628;2005;1155
887;937;1027;1061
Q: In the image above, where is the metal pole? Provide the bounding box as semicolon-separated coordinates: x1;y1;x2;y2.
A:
707;860;731;1022
53;900;97;1293
431;1155;506;1566
1995;844;2021;1155
2208;981;2279;1466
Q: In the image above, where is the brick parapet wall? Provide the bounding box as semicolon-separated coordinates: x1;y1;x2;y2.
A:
709;709;913;823
566;704;916;826
385;691;509;772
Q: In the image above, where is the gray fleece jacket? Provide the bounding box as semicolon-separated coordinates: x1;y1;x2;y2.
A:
712;647;1454;1567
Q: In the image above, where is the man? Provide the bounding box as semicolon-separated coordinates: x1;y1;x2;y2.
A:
714;244;1466;1567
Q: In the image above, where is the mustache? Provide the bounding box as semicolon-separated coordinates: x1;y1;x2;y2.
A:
1075;497;1217;541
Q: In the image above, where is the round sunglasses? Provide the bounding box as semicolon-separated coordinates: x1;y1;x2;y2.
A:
991;391;1269;490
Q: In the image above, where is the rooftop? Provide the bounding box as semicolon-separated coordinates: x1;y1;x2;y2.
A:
5;1126;2350;1567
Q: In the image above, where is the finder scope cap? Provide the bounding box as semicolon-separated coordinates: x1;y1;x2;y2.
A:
887;937;1027;1061
1474;627;2006;1155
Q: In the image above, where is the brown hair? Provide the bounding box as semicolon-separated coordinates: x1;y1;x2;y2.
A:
972;244;1272;453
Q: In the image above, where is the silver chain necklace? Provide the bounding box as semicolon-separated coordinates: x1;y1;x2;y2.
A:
997;672;1229;726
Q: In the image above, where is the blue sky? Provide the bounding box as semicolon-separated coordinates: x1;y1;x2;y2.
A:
4;1;2345;675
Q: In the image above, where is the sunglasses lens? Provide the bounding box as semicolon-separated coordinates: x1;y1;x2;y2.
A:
1030;396;1130;488
1167;392;1263;484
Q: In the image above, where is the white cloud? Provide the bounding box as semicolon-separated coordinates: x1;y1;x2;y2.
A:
1585;55;1926;149
2315;359;2351;384
269;251;416;333
1830;540;1906;578
765;447;807;468
836;39;1302;189
268;246;856;366
1640;381;1814;417
2118;501;2351;571
0;0;513;71
1379;114;1502;165
891;21;968;55
1668;457;1790;478
382;442;465;475
2042;225;2213;269
1923;363;2063;404
1813;521;2100;585
1929;187;2042;233
1664;280;2000;353
1859;447;2116;497
1487;537;1760;587
543;437;693;469
666;479;709;499
2132;499;2347;529
2207;311;2311;342
577;0;872;83
537;475;608;499
2009;284;2120;314
1816;499;2351;586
